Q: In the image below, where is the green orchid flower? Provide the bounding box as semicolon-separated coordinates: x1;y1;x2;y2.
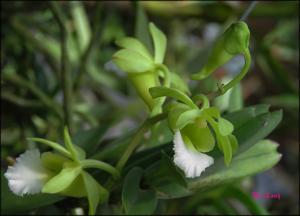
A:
150;87;238;178
4;127;120;215
112;22;171;114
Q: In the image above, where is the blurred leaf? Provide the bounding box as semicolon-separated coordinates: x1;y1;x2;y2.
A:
134;2;152;53
1;171;63;214
122;167;157;215
71;1;91;53
145;152;192;199
263;94;299;109
224;104;270;129
233;110;283;153
188;139;281;191
72;125;110;157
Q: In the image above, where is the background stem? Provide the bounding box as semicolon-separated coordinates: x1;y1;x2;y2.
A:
50;1;73;132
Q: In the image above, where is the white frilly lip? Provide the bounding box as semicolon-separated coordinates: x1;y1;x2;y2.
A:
4;149;49;196
173;131;214;178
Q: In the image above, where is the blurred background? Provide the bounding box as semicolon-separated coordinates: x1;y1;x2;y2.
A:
1;1;299;215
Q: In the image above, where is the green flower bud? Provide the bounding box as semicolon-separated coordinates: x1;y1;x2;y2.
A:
112;23;170;111
192;21;251;95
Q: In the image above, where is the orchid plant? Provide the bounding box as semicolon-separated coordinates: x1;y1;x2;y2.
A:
4;20;282;215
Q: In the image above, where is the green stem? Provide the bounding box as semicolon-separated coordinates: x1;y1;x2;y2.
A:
116;113;167;171
3;73;63;118
1;91;43;108
73;2;102;90
151;64;171;116
50;2;73;132
105;113;167;190
220;49;251;95
80;159;120;180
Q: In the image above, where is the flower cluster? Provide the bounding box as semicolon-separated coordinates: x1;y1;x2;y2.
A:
4;20;251;215
113;21;250;178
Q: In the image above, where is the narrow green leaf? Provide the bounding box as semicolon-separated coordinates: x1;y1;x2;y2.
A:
149;22;166;64
71;1;91;52
42;163;81;194
82;171;108;215
27;138;71;159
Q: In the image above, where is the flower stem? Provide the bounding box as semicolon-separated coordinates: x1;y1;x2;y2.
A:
80;159;120;180
105;113;167;190
116;113;167;171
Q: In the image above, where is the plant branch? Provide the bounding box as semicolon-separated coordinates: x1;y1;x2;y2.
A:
50;1;73;132
105;113;167;190
3;73;63;118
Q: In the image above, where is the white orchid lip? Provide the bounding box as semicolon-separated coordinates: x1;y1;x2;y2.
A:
4;149;50;196
173;131;214;178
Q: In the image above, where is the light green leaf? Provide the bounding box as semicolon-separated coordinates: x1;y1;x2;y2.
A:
149;22;166;64
27;138;71;159
218;117;234;136
42;163;81;194
113;49;154;73
122;167;157;215
82;171;108;215
188;140;281;191
116;37;152;60
149;86;197;109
